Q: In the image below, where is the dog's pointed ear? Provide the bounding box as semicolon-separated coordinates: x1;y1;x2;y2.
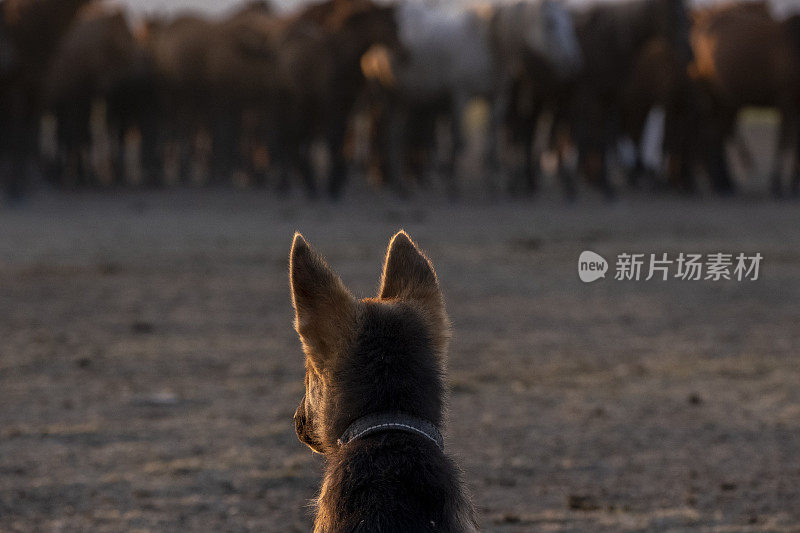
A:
379;231;442;305
290;233;356;367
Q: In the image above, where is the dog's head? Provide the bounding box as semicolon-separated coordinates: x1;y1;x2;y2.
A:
290;231;449;454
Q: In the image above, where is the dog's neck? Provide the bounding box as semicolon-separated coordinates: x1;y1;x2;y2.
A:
337;411;444;450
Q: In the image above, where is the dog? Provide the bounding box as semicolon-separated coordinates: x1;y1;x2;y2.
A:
290;230;477;532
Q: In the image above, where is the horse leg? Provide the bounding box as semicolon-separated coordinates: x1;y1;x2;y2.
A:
487;73;513;197
793;119;800;196
299;148;318;199
550;101;577;201
523;103;546;196
2;87;36;200
109;120;125;187
580;136;614;199
446;93;467;198
665;135;694;194
210;102;239;185
598;108;618;199
627;106;661;190
5;128;31;200
380;97;407;196
557;153;576;201
584;147;613;199
248;108;271;188
710;111;737;194
575;92;614;199
271;132;291;195
706;131;735;195
5;115;34;200
326;112;350;199
8;148;28;200
274;147;291;195
61;99;91;188
629;147;646;189
623;105;650;190
139;106;162;187
292;137;317;199
664;103;695;193
770;105;796;198
506;116;535;196
405;105;430;189
522;128;536;195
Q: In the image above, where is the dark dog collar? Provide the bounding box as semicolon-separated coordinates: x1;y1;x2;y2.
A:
338;412;444;451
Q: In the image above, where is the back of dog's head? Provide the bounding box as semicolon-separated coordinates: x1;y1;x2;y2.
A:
289;231;449;454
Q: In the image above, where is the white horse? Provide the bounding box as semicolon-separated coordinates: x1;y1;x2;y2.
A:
376;0;582;194
395;3;493;104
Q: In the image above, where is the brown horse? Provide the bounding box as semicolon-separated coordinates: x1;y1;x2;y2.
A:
566;0;693;197
199;3;279;185
686;2;800;195
0;0;91;199
502;44;579;197
43;4;151;186
145;14;216;184
783;13;800;195
145;4;278;186
268;0;401;198
503;0;692;199
620;36;693;191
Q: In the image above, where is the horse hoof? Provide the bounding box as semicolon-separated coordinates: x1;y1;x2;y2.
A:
715;183;736;197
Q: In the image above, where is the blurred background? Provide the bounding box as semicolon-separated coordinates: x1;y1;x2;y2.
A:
1;0;799;531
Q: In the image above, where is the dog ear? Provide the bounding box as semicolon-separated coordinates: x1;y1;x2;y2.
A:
290;233;357;367
379;231;442;306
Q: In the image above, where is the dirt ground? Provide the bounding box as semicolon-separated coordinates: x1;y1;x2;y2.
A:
1;189;799;532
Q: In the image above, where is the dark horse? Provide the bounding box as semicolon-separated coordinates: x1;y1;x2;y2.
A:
0;0;91;200
144;3;278;187
784;12;800;195
565;0;692;197
684;2;800;195
43;4;155;187
270;0;401;198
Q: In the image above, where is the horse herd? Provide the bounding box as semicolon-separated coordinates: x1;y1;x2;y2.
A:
2;0;800;200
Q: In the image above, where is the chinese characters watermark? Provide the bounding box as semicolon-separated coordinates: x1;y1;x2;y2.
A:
579;251;762;283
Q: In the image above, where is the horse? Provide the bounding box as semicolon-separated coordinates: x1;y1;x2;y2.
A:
43;4;153;187
145;4;278;186
685;2;800;196
486;0;583;195
371;2;494;194
619;36;694;191
492;0;584;196
0;0;91;200
783;12;800;195
268;0;402;198
563;0;692;198
367;0;582;196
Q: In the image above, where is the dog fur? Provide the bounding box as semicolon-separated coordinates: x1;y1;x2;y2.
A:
290;230;477;532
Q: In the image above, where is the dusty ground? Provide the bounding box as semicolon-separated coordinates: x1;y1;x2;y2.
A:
1;189;799;532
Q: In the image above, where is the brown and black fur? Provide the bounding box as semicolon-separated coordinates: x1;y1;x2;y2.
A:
289;231;477;532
